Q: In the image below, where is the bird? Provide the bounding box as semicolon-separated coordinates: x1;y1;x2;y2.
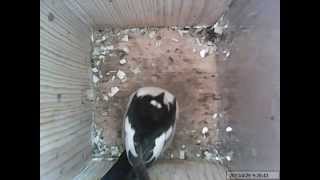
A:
101;87;178;180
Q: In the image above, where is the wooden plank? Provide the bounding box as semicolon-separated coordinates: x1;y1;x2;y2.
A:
74;160;226;180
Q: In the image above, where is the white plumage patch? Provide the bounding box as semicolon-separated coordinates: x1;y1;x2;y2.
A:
124;117;138;157
146;126;173;163
164;126;172;140
150;100;162;109
152;133;166;158
136;87;174;110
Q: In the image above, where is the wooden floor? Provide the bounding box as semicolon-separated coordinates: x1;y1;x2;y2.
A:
149;160;227;180
73;159;226;180
94;28;220;161
72;160;113;180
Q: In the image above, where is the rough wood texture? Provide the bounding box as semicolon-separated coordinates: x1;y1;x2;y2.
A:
74;160;226;180
64;0;229;28
149;160;226;180
40;0;92;179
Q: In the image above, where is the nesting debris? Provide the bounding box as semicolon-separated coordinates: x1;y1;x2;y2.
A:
103;95;109;102
178;30;188;37
96;60;101;66
196;38;202;46
226;126;233;132
106;157;115;161
131;66;141;74
86;89;95;101
148;31;156;39
215;156;223;162
166;16;228;56
213;15;228;36
224;151;233;162
121;34;129;42
200;48;209;58
100;47;107;55
170;153;174;159
95;35;107;44
108;87;119;97
116;45;130;54
155;41;161;47
194;25;208;29
89;25;227;162
213;25;223;35
99;72;103;79
101;111;108;116
119;58;127;65
225;156;231;161
204;151;213;161
111;75;116;81
212;113;218;119
171;38;179;42
106;70;117;76
222;50;231;60
181;144;186;149
179;150;186;160
207;41;214;46
106;45;114;50
110;146;120;157
92;67;99;73
203;149;225;163
209;45;217;53
133;28;145;35
91;123;107;157
202;127;209;136
92;48;100;56
200;46;216;59
170;26;178;31
122;46;129;54
116;70;127;81
92;75;99;84
196;139;201;145
99;56;105;61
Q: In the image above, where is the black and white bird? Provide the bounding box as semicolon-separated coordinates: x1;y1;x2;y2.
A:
101;87;178;180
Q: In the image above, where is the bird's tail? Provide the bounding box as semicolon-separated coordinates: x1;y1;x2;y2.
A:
101;151;132;180
131;159;150;180
127;146;150;180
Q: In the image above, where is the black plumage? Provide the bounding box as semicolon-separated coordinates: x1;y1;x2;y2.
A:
101;87;178;180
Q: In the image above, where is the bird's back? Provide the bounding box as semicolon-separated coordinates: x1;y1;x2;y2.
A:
124;87;178;177
102;87;178;180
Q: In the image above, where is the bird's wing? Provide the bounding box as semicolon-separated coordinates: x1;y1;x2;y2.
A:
124;116;138;157
145;126;173;163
